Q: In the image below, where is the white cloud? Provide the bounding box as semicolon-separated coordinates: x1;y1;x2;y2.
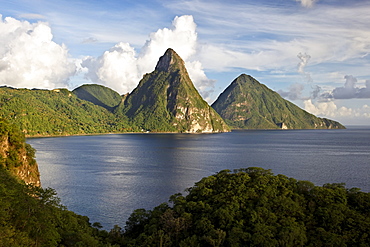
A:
18;13;47;20
185;60;215;101
295;0;319;8
82;15;214;98
297;53;313;83
304;99;370;121
81;42;139;94
138;15;197;73
167;1;370;75
0;15;76;89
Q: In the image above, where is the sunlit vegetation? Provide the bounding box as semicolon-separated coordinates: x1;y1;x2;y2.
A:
1;122;369;247
120;49;230;133
0;120;121;246
0;119;40;185
0;86;133;136
121;168;370;246
73;84;122;112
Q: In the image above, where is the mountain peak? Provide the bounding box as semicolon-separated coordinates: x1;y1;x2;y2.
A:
212;74;345;130
122;49;230;133
155;48;185;72
233;74;261;86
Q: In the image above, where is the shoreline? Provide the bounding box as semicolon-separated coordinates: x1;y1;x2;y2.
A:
24;125;367;139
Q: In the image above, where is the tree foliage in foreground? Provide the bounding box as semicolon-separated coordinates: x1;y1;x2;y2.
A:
0;120;120;246
0;165;124;246
122;168;370;246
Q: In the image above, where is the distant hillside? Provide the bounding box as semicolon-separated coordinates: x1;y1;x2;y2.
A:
73;84;122;112
212;74;345;129
0;86;132;136
119;48;230;133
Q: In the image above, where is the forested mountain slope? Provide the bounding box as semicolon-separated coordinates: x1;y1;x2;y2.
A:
212;74;345;129
0;86;132;136
119;48;230;133
73;84;123;112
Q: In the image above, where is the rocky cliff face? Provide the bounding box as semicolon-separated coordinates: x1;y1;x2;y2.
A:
121;48;230;133
212;74;345;129
0;120;40;186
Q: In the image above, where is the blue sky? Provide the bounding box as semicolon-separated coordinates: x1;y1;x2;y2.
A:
1;0;370;125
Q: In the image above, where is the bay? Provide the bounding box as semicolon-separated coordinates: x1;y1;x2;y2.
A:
27;127;370;230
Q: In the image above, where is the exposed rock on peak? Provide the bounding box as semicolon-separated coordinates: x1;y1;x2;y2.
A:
155;48;185;72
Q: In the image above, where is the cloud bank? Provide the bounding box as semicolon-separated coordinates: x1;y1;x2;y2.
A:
304;99;370;121
302;75;370;121
81;15;214;99
321;75;370;99
0;15;76;89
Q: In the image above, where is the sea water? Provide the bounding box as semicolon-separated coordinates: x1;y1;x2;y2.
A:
27;127;370;229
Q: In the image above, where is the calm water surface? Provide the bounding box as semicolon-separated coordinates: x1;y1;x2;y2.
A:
27;127;370;229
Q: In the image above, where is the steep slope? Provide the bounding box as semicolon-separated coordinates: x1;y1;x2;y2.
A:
73;84;122;112
0;86;131;136
0;119;40;186
211;74;345;129
120;48;230;133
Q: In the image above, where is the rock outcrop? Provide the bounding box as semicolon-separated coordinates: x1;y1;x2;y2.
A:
0;120;40;186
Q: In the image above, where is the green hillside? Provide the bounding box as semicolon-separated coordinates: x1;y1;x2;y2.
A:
73;84;122;112
0;86;132;136
211;74;345;129
120;48;230;133
0;55;346;135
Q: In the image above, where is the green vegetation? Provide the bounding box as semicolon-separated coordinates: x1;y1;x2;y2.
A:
120;48;230;133
1;120;368;246
73;84;122;112
0;119;40;185
0;86;132;136
0;49;230;135
122;168;370;246
211;74;345;129
0;53;345;136
0;165;129;246
0;119;122;246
